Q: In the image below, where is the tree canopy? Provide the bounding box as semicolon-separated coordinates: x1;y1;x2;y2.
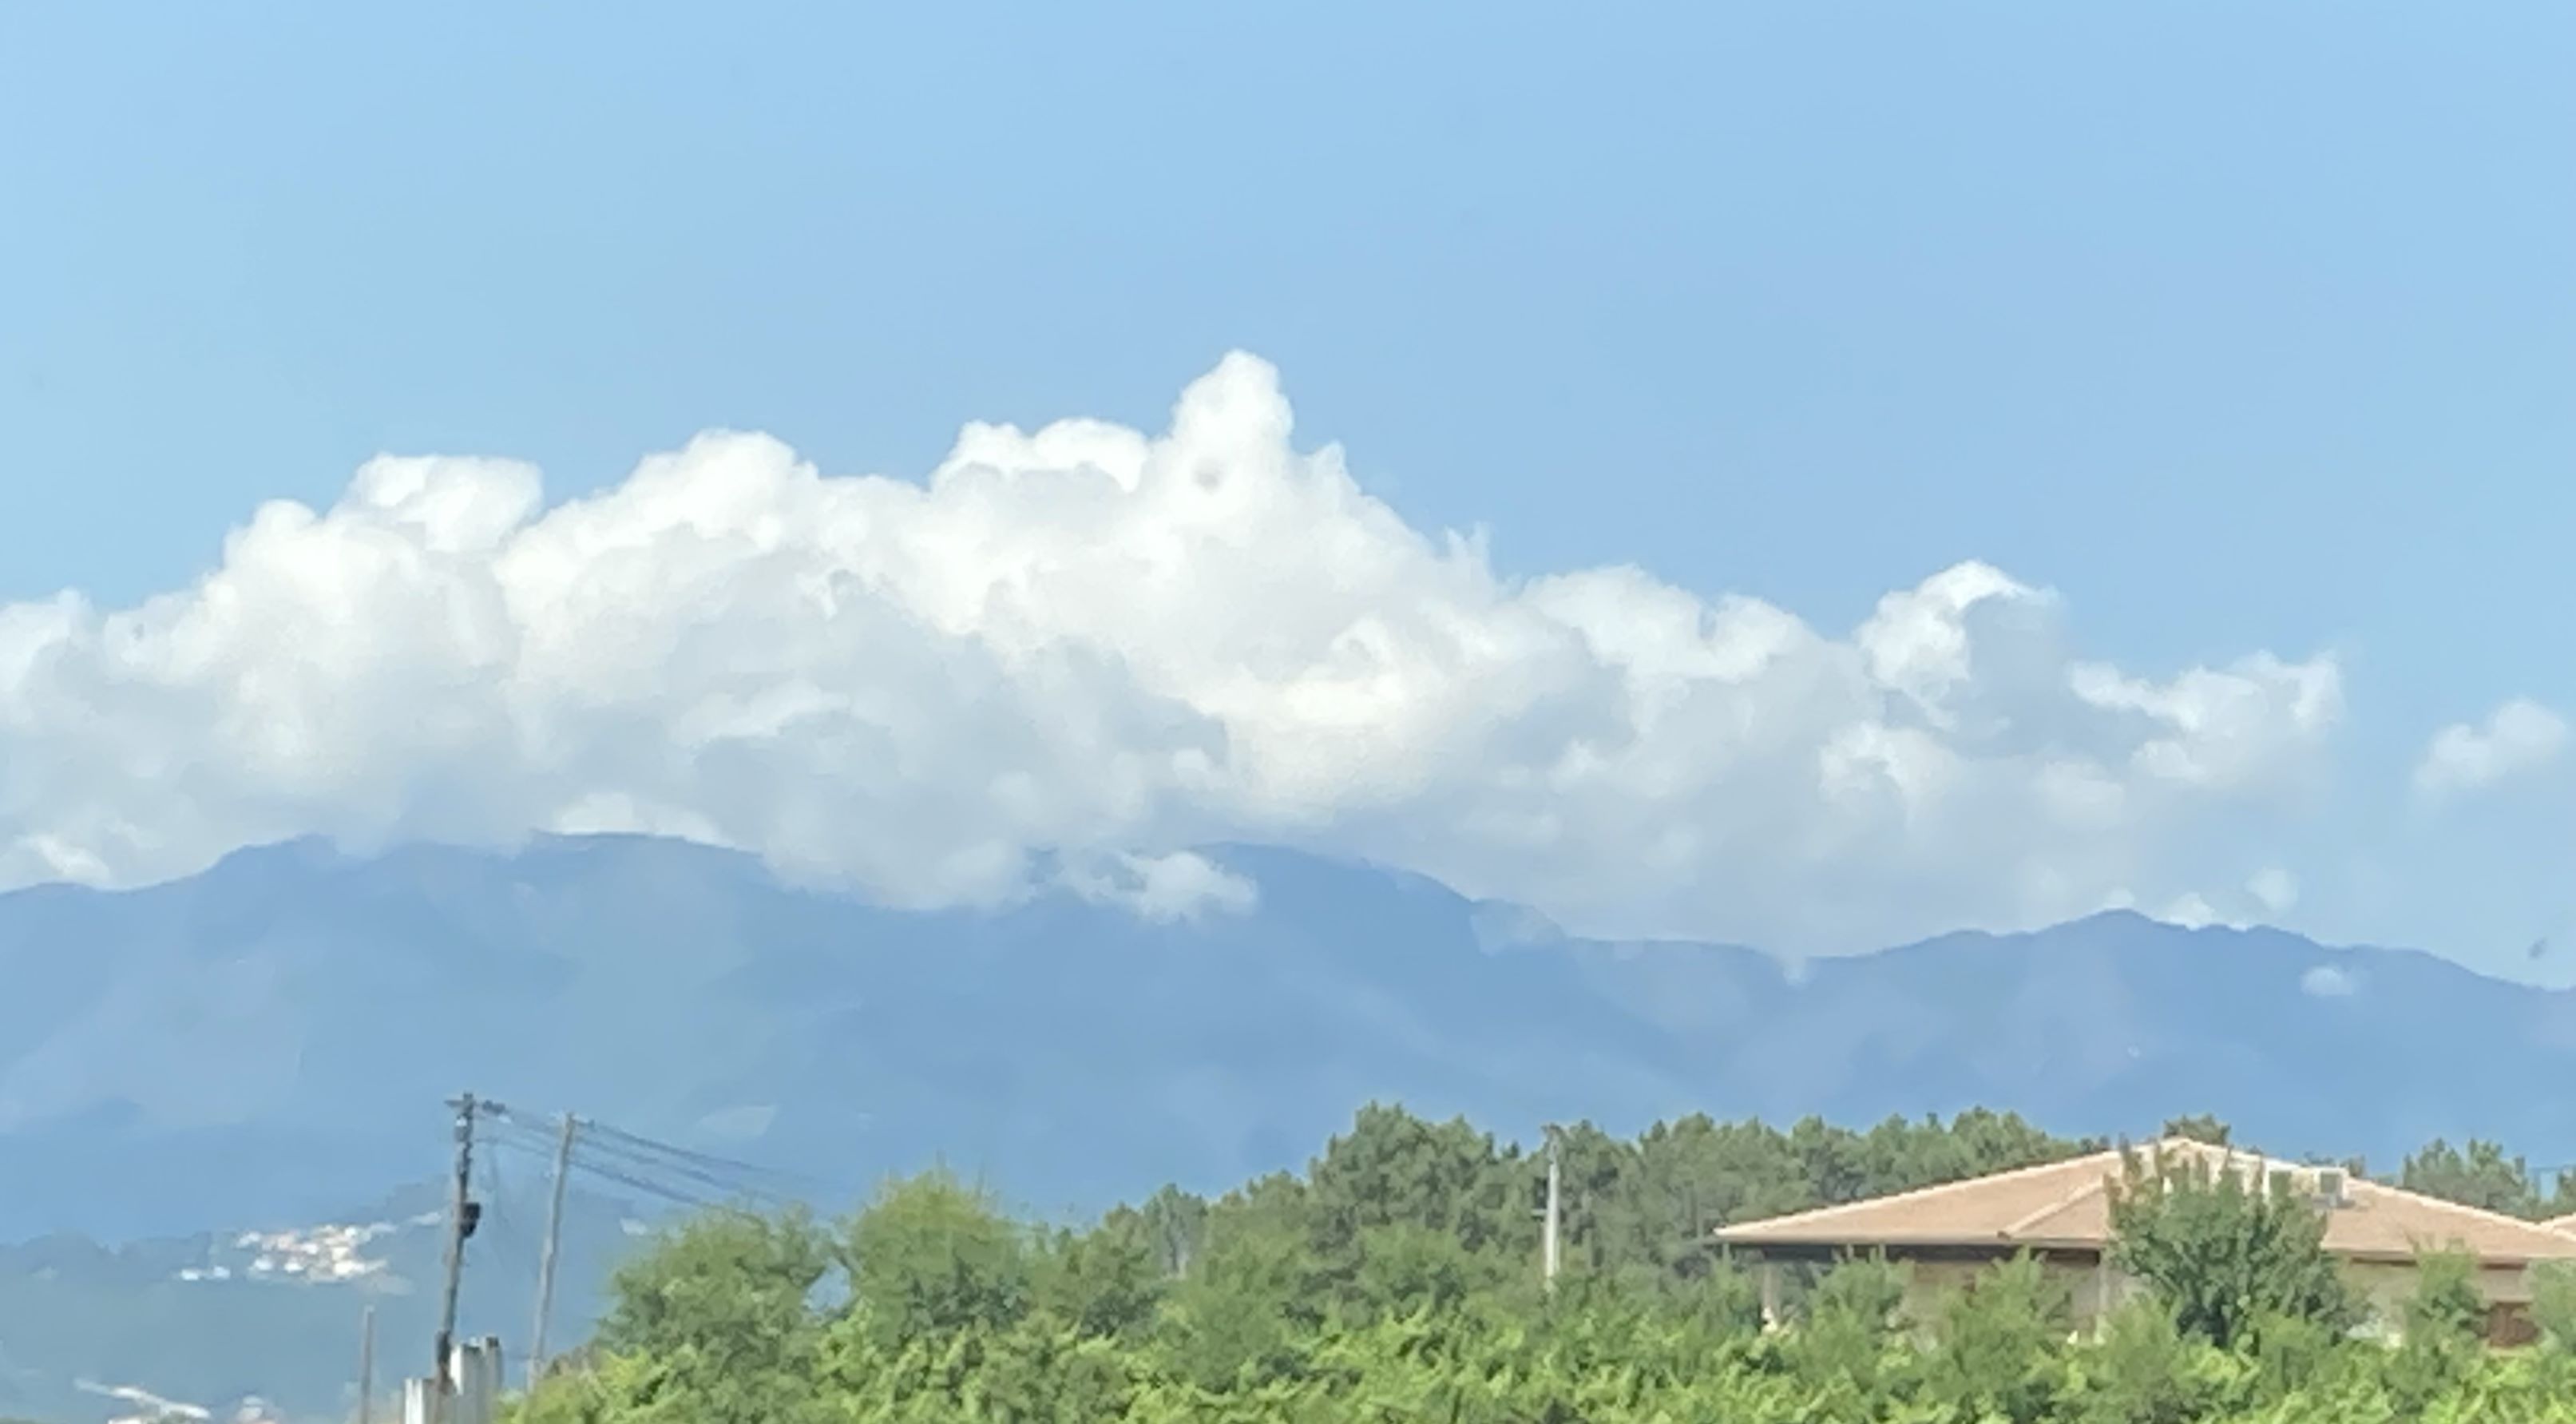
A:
510;1105;2576;1424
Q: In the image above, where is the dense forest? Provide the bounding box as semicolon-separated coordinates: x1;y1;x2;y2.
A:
508;1106;2576;1423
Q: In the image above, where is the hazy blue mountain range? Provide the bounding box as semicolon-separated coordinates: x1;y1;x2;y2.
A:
4;833;2576;1419
6;833;2575;1247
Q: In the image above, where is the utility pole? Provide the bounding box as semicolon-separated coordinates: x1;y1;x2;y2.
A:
434;1093;480;1409
1541;1126;1562;1292
357;1303;375;1424
528;1113;579;1392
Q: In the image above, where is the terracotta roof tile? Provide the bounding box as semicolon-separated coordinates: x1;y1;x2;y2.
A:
1713;1148;2123;1251
1713;1139;2576;1267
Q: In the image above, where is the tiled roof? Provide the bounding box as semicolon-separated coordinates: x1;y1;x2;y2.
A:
1714;1138;2576;1267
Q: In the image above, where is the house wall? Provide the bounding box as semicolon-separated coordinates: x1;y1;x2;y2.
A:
2344;1261;2540;1346
1891;1256;2126;1336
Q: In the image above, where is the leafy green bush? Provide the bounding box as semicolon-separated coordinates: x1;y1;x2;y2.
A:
1922;1254;2075;1423
2106;1147;2359;1350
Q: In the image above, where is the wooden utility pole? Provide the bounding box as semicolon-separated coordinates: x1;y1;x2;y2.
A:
357;1303;375;1424
433;1093;480;1407
528;1113;579;1392
1541;1126;1562;1292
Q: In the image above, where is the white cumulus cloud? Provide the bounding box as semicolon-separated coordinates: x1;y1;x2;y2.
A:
0;353;2344;953
1060;851;1261;924
2414;698;2567;801
2247;867;2299;917
2156;894;2222;930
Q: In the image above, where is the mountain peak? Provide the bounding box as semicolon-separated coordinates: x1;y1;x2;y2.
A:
5;833;2567;1257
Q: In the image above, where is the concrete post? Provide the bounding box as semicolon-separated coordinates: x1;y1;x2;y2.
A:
448;1337;503;1424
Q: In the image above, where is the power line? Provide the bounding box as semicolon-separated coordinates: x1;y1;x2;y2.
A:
481;1101;854;1206
556;1132;791;1206
475;1121;747;1216
563;1156;754;1217
480;1120;781;1215
473;1146;534;1259
471;1121;573;1178
498;1148;705;1216
545;1111;837;1200
585;1117;817;1185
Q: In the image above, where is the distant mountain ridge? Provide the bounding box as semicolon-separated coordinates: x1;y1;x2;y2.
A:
5;832;2571;1250
6;832;2576;1419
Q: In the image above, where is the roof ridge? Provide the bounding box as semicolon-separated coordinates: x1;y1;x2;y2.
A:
2156;1138;2314;1174
1710;1136;2576;1264
2348;1176;2576;1244
1715;1138;2315;1240
1714;1144;2132;1235
1999;1176;2111;1240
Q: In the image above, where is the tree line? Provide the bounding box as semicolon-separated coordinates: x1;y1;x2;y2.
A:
506;1105;2576;1423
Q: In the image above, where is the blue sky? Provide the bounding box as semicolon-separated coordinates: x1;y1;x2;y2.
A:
2;4;2570;975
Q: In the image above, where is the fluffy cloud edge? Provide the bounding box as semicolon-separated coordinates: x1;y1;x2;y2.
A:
0;351;2354;954
2413;697;2568;802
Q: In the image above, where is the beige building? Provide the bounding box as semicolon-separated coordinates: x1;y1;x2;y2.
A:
1713;1137;2576;1346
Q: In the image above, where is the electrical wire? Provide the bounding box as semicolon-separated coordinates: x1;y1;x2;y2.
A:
553;1130;794;1208
474;1146;537;1264
584;1117;817;1187
573;1116;852;1204
565;1157;759;1219
478;1117;759;1219
479;1100;854;1206
513;1128;787;1213
467;1097;886;1251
